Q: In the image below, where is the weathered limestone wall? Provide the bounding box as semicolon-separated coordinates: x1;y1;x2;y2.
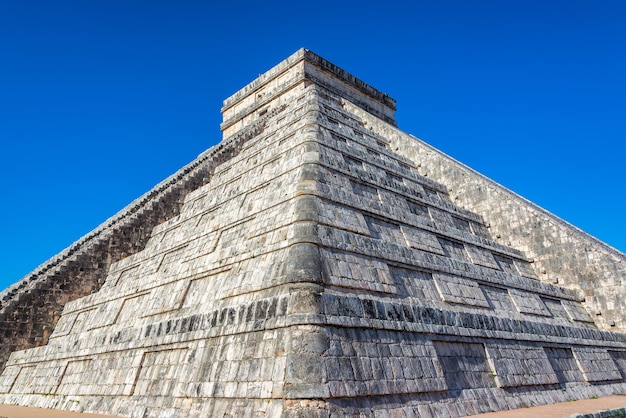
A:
347;103;626;332
0;73;327;416
283;85;626;416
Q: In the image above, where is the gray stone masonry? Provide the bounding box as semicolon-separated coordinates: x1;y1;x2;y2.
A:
0;49;625;417
350;104;626;332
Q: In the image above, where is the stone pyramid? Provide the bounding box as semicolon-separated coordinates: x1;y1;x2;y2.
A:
0;49;625;417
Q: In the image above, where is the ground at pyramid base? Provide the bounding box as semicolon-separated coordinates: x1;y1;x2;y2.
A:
0;394;625;418
0;403;122;417
0;49;625;417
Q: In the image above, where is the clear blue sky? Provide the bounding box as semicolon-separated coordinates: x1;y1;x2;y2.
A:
1;1;625;289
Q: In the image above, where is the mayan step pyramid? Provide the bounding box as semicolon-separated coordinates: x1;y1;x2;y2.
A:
0;49;625;417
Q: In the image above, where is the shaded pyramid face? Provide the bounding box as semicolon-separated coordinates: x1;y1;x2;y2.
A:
0;49;626;417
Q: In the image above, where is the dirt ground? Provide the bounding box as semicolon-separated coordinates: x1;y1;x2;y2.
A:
0;404;122;418
467;394;626;417
0;395;625;418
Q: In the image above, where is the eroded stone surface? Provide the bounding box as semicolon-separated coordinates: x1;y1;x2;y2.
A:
0;49;625;417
